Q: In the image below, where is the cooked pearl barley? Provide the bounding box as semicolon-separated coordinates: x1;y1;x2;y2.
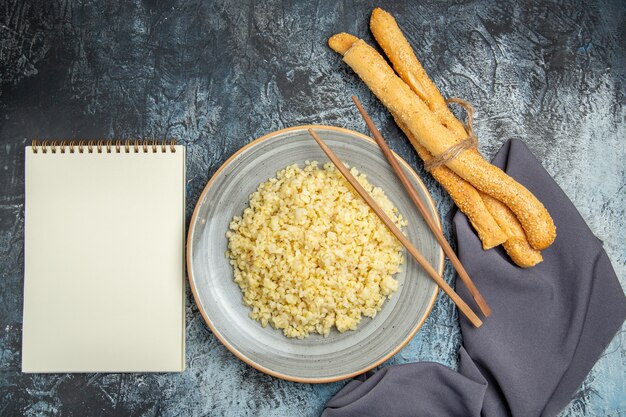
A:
226;161;406;339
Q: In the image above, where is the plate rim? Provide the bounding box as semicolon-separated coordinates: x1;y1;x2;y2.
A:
186;124;444;383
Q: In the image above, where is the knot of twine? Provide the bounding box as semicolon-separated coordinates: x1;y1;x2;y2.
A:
423;98;478;172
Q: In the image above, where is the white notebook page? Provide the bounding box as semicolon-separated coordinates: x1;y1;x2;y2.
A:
23;146;185;372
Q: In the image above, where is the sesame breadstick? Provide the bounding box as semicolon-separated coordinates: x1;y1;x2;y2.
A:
328;32;359;55
368;10;544;266
370;8;467;139
395;120;506;249
329;34;507;250
334;38;555;250
480;192;543;267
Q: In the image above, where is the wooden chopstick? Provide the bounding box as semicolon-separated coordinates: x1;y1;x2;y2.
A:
307;128;483;328
351;96;492;318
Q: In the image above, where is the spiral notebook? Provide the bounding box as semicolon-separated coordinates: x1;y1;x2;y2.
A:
23;140;186;372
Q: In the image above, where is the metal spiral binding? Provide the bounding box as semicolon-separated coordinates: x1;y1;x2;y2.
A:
31;139;177;154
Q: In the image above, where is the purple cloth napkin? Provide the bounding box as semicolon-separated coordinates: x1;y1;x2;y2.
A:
323;139;626;417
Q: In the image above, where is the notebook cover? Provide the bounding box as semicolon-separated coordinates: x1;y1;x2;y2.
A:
22;143;186;372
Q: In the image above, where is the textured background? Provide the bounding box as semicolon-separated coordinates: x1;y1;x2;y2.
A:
1;0;624;416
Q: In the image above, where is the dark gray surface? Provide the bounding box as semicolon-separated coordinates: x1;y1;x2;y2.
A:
1;0;624;416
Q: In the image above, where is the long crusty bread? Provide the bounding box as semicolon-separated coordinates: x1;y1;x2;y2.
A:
332;38;555;250
330;33;506;249
368;8;544;265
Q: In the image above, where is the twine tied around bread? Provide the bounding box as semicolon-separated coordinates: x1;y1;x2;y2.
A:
423;98;478;172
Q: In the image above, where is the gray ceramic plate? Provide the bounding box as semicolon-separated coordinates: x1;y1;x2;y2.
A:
187;125;443;383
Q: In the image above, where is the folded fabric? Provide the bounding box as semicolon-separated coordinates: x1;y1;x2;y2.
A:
323;139;626;417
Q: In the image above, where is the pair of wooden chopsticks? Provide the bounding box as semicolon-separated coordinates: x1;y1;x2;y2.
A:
307;97;489;328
